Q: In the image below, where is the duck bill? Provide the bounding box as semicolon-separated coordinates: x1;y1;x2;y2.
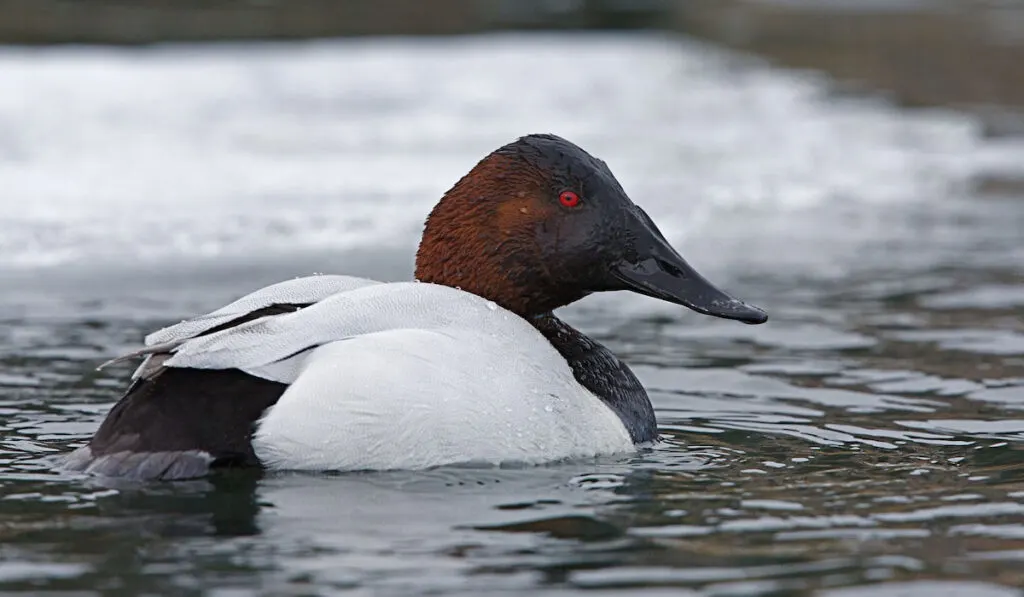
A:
610;226;768;325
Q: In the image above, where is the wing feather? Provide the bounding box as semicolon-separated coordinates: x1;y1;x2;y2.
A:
144;274;379;346
163;282;502;382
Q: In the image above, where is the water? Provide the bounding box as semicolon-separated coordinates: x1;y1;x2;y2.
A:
2;34;1024;595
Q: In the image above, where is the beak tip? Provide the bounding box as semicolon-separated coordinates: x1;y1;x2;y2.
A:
742;310;769;325
705;297;768;325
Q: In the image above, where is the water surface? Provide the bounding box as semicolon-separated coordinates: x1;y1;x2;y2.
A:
2;34;1024;595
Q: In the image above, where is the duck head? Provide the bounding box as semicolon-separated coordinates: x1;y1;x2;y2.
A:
415;134;767;324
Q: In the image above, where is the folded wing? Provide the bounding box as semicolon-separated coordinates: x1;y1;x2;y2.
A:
101;274;379;379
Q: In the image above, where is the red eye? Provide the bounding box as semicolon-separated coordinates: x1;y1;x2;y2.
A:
559;190;580;208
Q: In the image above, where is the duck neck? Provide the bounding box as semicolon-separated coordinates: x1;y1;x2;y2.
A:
531;313;657;444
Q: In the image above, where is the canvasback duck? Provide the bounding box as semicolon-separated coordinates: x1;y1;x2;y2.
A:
63;134;767;480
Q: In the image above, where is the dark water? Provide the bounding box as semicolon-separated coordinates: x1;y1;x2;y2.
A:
2;35;1024;595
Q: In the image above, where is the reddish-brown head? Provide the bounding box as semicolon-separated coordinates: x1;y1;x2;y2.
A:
415;134;767;324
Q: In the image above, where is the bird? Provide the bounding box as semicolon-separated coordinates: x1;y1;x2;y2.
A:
62;133;767;481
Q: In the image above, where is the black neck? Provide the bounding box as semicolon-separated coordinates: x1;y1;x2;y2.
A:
532;314;657;443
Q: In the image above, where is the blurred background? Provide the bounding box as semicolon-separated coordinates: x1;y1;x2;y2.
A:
3;2;1024;596
2;0;1024;134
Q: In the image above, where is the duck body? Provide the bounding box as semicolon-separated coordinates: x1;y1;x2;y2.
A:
65;275;645;478
64;133;766;481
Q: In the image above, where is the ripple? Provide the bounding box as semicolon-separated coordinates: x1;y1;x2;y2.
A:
967;385;1024;409
949;523;1024;539
0;563;89;583
822;581;1021;597
921;284;1024;310
890;329;1024;356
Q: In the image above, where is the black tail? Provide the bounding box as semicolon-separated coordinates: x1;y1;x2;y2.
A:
64;367;288;480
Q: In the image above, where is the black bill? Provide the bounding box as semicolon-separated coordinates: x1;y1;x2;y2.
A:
611;211;768;325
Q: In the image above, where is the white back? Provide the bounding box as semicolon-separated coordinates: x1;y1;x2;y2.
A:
145;274;379;346
163;282;526;382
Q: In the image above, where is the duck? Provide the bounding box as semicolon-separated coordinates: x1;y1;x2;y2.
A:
62;134;767;481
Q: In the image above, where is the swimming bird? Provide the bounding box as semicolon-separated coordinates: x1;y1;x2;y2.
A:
62;134;767;480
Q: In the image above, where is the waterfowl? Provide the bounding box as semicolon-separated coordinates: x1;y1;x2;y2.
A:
63;134;767;480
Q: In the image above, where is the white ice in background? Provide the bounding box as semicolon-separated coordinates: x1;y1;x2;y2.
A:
0;34;1022;273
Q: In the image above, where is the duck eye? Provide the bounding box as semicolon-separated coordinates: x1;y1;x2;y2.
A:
559;190;581;208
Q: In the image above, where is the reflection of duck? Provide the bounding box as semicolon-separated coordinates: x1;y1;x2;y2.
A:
64;134;767;480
